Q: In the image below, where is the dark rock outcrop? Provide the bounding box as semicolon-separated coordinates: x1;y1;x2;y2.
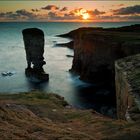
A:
59;24;140;85
58;24;140;39
56;40;74;49
22;28;49;82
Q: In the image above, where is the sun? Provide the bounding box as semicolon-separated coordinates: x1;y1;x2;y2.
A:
82;13;90;20
74;8;90;20
79;9;90;20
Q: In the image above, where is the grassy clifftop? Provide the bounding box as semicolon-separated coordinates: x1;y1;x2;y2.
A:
0;91;140;140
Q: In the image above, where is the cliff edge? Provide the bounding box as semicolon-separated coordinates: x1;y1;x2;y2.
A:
115;54;140;121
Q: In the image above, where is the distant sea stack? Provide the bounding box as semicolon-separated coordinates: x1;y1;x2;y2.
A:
58;24;140;85
22;28;49;82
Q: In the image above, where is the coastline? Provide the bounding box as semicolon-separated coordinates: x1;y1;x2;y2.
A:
0;24;140;139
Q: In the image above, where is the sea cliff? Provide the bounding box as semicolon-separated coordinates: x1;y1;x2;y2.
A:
58;24;140;85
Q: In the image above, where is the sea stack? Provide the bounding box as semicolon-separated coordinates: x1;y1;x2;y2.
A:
22;28;49;82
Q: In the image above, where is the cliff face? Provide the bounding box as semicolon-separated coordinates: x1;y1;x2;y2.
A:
69;26;140;84
115;54;140;121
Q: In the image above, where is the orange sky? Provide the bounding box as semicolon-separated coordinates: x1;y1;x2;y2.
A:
0;1;140;22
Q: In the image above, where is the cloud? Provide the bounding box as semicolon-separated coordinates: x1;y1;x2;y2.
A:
47;11;79;20
125;15;140;20
0;9;37;21
63;13;80;20
92;9;105;15
41;5;59;10
47;12;58;19
112;4;125;7
16;9;36;19
0;12;19;20
60;7;68;12
84;9;105;20
113;5;140;15
31;9;40;12
97;15;121;20
97;15;140;21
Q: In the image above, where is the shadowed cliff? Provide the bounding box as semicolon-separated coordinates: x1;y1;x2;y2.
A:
58;24;140;85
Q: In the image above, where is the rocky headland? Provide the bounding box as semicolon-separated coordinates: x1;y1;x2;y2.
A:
58;24;140;85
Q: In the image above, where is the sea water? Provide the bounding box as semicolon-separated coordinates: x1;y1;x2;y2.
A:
0;22;139;115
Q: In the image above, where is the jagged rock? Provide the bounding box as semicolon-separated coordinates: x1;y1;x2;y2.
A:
1;71;16;77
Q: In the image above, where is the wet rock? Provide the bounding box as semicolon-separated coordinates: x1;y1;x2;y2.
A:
66;55;74;58
1;71;16;77
25;68;49;82
56;41;74;49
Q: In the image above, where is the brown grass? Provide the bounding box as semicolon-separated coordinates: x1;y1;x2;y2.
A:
0;91;140;140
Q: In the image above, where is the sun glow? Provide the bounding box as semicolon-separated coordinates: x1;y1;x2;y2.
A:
82;13;90;20
75;8;90;20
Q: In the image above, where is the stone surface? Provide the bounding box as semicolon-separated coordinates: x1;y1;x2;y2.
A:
115;54;140;121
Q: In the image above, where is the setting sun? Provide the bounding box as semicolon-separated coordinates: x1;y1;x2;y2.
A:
75;8;90;20
82;13;90;20
79;9;90;20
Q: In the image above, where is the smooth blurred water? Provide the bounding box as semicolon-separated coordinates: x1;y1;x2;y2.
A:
0;22;139;114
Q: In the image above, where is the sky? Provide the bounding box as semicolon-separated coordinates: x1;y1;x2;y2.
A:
0;1;140;22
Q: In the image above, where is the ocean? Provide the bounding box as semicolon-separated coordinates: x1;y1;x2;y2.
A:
0;22;139;115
